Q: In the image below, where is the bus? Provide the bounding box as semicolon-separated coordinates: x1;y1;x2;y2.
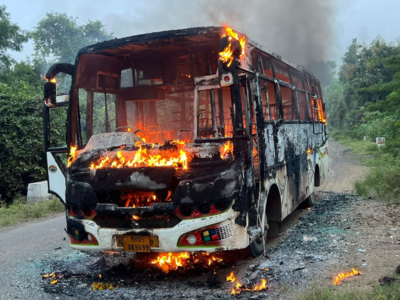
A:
43;25;328;257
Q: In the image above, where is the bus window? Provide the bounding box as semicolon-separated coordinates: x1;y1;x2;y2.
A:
297;91;308;121
121;68;133;88
93;92;116;135
262;56;273;78
274;60;291;83
49;106;68;148
281;87;297;121
292;70;305;89
124;90;195;143
260;78;278;121
78;89;87;145
198;88;232;138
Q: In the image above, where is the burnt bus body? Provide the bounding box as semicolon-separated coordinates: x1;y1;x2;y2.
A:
44;26;328;256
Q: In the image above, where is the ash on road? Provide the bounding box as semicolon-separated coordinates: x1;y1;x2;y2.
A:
0;139;398;300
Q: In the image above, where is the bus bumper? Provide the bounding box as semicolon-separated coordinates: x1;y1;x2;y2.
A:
68;209;249;253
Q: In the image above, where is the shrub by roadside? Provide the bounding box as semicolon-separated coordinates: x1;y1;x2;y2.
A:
0;196;65;227
330;132;400;204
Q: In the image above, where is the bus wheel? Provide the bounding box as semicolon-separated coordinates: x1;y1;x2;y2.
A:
241;222;267;258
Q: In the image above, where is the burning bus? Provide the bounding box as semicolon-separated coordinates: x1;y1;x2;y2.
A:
43;25;328;257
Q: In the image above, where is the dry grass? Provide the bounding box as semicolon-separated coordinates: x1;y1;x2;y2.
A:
301;281;400;300
0;196;65;227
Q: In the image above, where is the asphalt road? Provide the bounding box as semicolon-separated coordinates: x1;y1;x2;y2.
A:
0;215;67;299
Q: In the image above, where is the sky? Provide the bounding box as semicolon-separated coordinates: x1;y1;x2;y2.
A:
3;0;400;66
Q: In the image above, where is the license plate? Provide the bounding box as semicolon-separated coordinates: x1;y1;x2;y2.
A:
117;235;159;252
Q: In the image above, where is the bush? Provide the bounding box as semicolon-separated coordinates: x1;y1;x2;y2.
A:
355;165;400;204
331;134;400;204
0;196;65;227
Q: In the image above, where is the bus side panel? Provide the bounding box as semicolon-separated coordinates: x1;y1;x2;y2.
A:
266;123;327;221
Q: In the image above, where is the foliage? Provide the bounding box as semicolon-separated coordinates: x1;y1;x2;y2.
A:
325;38;400;203
0;196;64;227
31;12;113;64
0;5;28;69
326;37;400;134
0;61;65;201
0;11;113;202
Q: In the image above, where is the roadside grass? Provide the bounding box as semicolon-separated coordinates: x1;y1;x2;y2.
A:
301;281;400;300
330;133;400;204
0;196;65;227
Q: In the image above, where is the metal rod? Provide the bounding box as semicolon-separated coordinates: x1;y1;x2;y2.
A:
207;54;218;137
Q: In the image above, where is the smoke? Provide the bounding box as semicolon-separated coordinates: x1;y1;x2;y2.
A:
102;0;337;67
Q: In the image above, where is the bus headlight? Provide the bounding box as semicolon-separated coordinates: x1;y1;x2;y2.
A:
187;234;197;245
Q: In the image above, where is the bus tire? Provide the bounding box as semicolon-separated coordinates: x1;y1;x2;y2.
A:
241;222;267;258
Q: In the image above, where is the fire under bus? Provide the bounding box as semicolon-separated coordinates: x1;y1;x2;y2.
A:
43;26;328;257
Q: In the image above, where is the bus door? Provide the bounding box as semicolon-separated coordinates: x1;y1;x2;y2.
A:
43;94;69;203
245;74;269;235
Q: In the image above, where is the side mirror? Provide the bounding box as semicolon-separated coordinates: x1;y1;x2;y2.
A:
44;81;56;107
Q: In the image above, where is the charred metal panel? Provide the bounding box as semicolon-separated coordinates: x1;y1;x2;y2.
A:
264;124;276;168
276;125;286;163
173;164;241;205
67;180;97;206
92;167;175;192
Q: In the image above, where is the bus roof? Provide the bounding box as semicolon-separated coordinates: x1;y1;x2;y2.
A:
77;26;319;83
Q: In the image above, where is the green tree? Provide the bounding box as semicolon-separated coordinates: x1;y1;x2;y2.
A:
0;5;28;69
31;13;113;64
327;38;399;130
0;61;66;202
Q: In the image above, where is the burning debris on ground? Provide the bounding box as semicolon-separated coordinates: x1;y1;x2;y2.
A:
33;193;371;299
333;268;362;285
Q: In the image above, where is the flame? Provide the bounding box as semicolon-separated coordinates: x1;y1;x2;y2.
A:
151;252;191;273
219;23;246;67
150;252;223;273
90;142;188;170
230;278;267;294
51;280;58;285
316;99;327;125
42;273;55;278
333;268;361;285
67;145;77;168
254;279;267;291
220;44;234;67
226;271;236;282
91;282;115;291
221;140;233;159
44;76;56;83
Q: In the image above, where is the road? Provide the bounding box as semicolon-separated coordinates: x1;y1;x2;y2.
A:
2;139;396;300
